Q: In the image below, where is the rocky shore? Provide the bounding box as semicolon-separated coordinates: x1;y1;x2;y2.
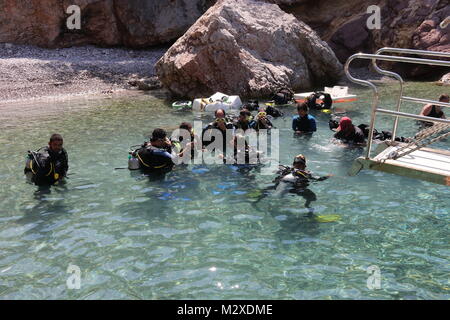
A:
0;43;166;104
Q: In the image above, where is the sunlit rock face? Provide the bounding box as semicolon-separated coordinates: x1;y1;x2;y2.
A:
155;0;343;98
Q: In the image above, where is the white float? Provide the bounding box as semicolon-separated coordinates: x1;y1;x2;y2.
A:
192;92;242;112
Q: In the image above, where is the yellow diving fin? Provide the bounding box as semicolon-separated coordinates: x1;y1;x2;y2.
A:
314;214;341;223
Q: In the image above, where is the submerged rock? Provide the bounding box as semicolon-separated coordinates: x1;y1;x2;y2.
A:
155;0;343;98
128;77;162;90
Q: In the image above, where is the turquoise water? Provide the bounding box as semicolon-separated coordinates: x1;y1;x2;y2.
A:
0;83;448;300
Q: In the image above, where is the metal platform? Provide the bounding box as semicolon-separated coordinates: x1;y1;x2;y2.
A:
350;142;450;186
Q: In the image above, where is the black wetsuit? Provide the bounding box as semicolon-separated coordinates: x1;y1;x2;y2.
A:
420;105;445;127
45;147;69;178
250;119;273;131
428;105;444;119
234;120;251;131
334;126;366;144
202;121;234;153
44;147;69;178
254;166;329;208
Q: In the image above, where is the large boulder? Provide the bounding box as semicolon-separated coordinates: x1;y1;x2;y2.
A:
0;0;64;47
0;0;214;48
113;0;215;47
155;0;343;98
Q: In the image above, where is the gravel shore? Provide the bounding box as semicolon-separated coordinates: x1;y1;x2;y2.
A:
0;43;167;104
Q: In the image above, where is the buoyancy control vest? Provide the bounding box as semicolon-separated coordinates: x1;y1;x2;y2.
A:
24;147;67;185
134;144;174;172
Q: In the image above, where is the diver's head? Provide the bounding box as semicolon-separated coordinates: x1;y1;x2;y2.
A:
293;154;306;170
297;102;308;117
239;110;250;122
178;122;194;142
337;117;354;133
48;133;63;153
257;111;267;122
179;122;193;136
214;109;227;129
214;109;226;119
439;94;449;104
150;128;169;147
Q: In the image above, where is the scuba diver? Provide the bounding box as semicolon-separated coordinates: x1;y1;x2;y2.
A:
331;117;366;145
329;117;411;143
241;99;259;111
129;128;177;173
228;133;262;165
202;108;235;154
419;93;448;127
233;109;253;131
271;87;295;105
265;104;283;118
305;91;333;110
254;154;331;211
24;133;68;186
250;111;273;132
292;103;317;135
171;122;201;161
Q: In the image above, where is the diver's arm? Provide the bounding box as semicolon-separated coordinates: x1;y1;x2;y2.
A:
420;104;432;116
292;117;298;131
310;173;333;181
61;149;69;177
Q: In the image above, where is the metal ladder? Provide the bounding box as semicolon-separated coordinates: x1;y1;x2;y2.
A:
344;47;450;185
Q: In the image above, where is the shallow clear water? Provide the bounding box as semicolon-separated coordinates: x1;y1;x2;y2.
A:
0;83;448;300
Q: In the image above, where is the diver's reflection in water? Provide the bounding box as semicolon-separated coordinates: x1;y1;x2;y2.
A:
252;180;318;212
251;183;322;236
17;184;70;239
32;179;69;199
124;168;201;220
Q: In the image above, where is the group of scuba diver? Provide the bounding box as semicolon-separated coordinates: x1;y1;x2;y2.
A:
24;91;447;216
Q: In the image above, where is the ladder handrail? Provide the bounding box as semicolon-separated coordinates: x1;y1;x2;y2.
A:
401;96;450;108
344;52;450;159
372;48;450;140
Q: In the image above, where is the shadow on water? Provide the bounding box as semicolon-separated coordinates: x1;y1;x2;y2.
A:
117;167;204;221
15;183;71;236
250;181;323;237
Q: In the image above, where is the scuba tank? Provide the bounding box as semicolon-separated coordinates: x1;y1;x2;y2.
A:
128;152;140;170
128;145;141;170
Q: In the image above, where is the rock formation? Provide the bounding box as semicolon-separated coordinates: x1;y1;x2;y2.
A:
0;0;214;48
284;0;449;76
155;0;343;98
